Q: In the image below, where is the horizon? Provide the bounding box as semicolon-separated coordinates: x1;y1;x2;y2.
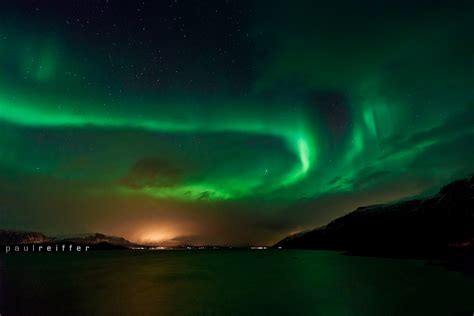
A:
1;174;471;247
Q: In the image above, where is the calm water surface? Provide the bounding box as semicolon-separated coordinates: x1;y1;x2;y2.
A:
1;250;473;315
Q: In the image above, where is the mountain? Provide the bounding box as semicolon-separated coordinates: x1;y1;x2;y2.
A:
274;175;474;257
0;231;139;249
60;233;139;248
0;230;53;245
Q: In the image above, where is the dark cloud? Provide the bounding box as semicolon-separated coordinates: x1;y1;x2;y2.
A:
120;158;181;189
197;191;212;200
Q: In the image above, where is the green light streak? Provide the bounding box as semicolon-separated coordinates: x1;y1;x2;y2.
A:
0;86;318;200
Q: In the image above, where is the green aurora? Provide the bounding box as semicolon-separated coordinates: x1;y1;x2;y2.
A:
0;1;473;245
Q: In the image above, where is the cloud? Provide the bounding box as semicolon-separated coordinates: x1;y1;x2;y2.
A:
120;158;181;189
197;191;212;200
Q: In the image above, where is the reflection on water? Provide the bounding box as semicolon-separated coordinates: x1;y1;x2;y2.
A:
1;250;474;315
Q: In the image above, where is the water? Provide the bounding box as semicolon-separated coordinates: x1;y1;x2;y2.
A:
1;250;473;315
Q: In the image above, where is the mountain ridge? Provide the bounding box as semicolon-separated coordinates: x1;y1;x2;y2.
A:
0;230;138;249
274;175;474;257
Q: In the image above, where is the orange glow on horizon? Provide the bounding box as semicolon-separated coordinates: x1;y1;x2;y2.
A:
134;225;179;245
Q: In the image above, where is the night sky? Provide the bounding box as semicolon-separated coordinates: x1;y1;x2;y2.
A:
1;0;473;245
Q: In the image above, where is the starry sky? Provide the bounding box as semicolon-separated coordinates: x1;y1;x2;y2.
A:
0;0;473;245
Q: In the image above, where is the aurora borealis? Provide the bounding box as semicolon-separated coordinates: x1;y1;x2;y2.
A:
1;1;473;245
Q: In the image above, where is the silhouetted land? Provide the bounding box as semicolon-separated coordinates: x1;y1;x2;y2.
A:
275;176;474;261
